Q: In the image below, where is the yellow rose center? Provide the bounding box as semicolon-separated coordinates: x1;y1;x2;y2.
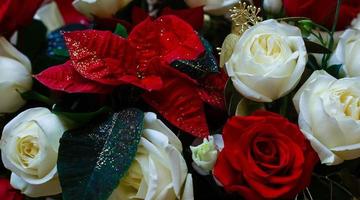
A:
16;135;39;167
336;90;360;120
250;34;282;64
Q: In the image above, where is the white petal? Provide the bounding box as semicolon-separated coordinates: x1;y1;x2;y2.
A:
10;173;61;197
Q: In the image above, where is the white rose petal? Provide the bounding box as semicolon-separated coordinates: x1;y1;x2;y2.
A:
109;112;193;200
263;0;283;14
0;108;67;197
226;19;307;102
351;14;360;30
0;37;32;114
293;70;360;165
34;1;65;32
190;136;219;174
73;0;132;19
185;0;239;16
329;29;360;77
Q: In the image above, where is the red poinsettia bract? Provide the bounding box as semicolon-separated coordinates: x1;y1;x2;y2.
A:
35;15;225;138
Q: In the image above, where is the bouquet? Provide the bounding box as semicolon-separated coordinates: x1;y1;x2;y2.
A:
0;0;360;199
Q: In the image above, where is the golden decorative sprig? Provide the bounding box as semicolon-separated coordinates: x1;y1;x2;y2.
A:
230;1;263;35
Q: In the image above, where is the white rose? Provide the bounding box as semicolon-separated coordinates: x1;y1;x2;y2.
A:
293;70;360;165
263;0;283;14
0;108;67;197
226;19;307;102
329;29;360;77
109;112;193;200
351;14;360;30
34;1;65;32
185;0;239;16
73;0;132;19
190;135;223;175
0;37;32;114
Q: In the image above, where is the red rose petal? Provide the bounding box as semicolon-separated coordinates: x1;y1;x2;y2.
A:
142;76;209;137
0;178;23;200
55;0;89;25
35;61;113;94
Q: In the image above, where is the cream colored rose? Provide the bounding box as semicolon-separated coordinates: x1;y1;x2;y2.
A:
351;14;360;30
185;0;239;16
0;108;67;197
263;0;283;14
34;1;65;32
329;29;360;77
109;112;193;200
73;0;132;19
293;70;360;165
190;135;223;175
0;37;32;114
226;19;307;102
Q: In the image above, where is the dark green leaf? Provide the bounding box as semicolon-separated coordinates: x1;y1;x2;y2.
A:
170;37;219;79
304;39;332;54
276;17;310;22
326;64;343;78
114;23;128;38
307;54;321;71
53;48;70;57
224;79;243;116
52;106;111;126
16;20;47;60
58;109;144;200
20;90;54;106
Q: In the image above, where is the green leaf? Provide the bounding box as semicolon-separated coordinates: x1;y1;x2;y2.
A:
307;54;321;71
276;17;310;22
114;23;128;38
170;37;219;79
52;106;111;126
304;39;332;54
53;48;70;57
224;79;243;116
20;90;54;106
58;109;144;200
326;64;343;78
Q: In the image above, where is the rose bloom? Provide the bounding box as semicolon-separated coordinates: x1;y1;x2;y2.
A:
329;29;360;77
283;0;360;30
0;0;43;37
213;111;318;200
0;37;32;115
226;19;307;102
0;108;67;197
73;0;132;19
294;70;360;165
109;112;193;200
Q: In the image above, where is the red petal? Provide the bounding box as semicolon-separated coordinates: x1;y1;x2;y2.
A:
197;70;227;110
128;15;205;65
35;61;112;94
142;77;209;137
0;0;43;37
0;178;24;200
131;6;149;25
161;7;204;30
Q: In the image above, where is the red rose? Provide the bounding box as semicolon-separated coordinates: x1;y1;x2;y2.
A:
283;0;360;30
0;0;44;37
213;111;318;200
0;178;23;200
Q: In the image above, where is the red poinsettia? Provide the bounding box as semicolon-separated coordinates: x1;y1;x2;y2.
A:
36;15;225;137
213;111;319;200
0;0;44;37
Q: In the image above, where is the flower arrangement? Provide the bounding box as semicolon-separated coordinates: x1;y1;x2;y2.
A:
0;0;360;200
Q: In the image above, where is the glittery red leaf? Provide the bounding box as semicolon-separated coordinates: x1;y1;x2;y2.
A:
161;7;204;30
197;70;228;110
131;6;149;25
35;61;112;94
142;77;209;138
64;30;162;91
128;15;205;65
